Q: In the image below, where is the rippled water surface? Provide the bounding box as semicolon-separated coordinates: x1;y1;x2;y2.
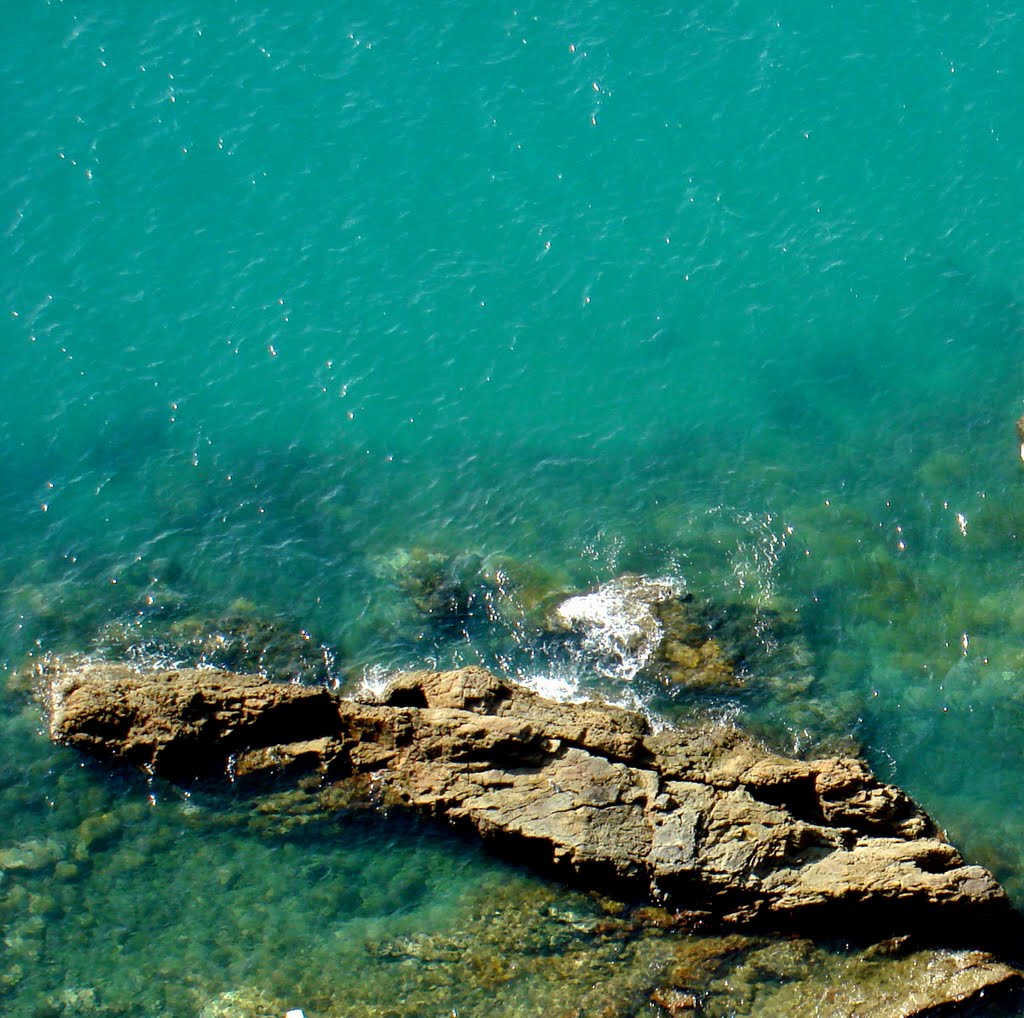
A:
3;2;1024;1014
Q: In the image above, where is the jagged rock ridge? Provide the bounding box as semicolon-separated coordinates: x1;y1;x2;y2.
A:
45;661;1013;936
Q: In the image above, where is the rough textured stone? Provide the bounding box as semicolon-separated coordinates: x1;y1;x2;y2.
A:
46;662;338;779
46;662;1015;938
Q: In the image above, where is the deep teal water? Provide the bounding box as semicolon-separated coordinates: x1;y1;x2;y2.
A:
3;2;1024;1014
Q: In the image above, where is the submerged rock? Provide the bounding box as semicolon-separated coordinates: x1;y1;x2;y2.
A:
197;987;286;1018
376;547;491;624
548;574;813;695
0;838;64;873
372;545;566;638
44;661;1016;941
92;609;337;685
671;937;1023;1018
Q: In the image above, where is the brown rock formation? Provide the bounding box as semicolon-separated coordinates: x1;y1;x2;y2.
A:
46;661;1015;937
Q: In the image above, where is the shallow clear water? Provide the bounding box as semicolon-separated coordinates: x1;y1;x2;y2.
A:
3;1;1024;1013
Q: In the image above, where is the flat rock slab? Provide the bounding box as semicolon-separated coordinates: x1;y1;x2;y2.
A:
46;662;1016;937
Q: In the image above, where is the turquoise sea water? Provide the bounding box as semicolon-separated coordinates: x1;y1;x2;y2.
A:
3;2;1024;1014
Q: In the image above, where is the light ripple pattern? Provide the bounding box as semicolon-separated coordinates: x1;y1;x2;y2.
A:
2;1;1024;1014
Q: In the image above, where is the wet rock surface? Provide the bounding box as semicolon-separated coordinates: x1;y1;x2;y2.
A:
45;661;1017;942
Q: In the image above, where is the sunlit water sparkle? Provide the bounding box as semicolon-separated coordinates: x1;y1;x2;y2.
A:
3;1;1024;1014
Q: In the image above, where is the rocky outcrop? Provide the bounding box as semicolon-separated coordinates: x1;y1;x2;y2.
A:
45;661;1015;937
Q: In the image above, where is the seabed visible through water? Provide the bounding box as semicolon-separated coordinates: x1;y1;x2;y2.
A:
4;0;1024;1013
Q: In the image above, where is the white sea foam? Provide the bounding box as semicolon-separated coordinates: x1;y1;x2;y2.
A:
357;663;401;698
552;574;684;682
511;659;590;703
